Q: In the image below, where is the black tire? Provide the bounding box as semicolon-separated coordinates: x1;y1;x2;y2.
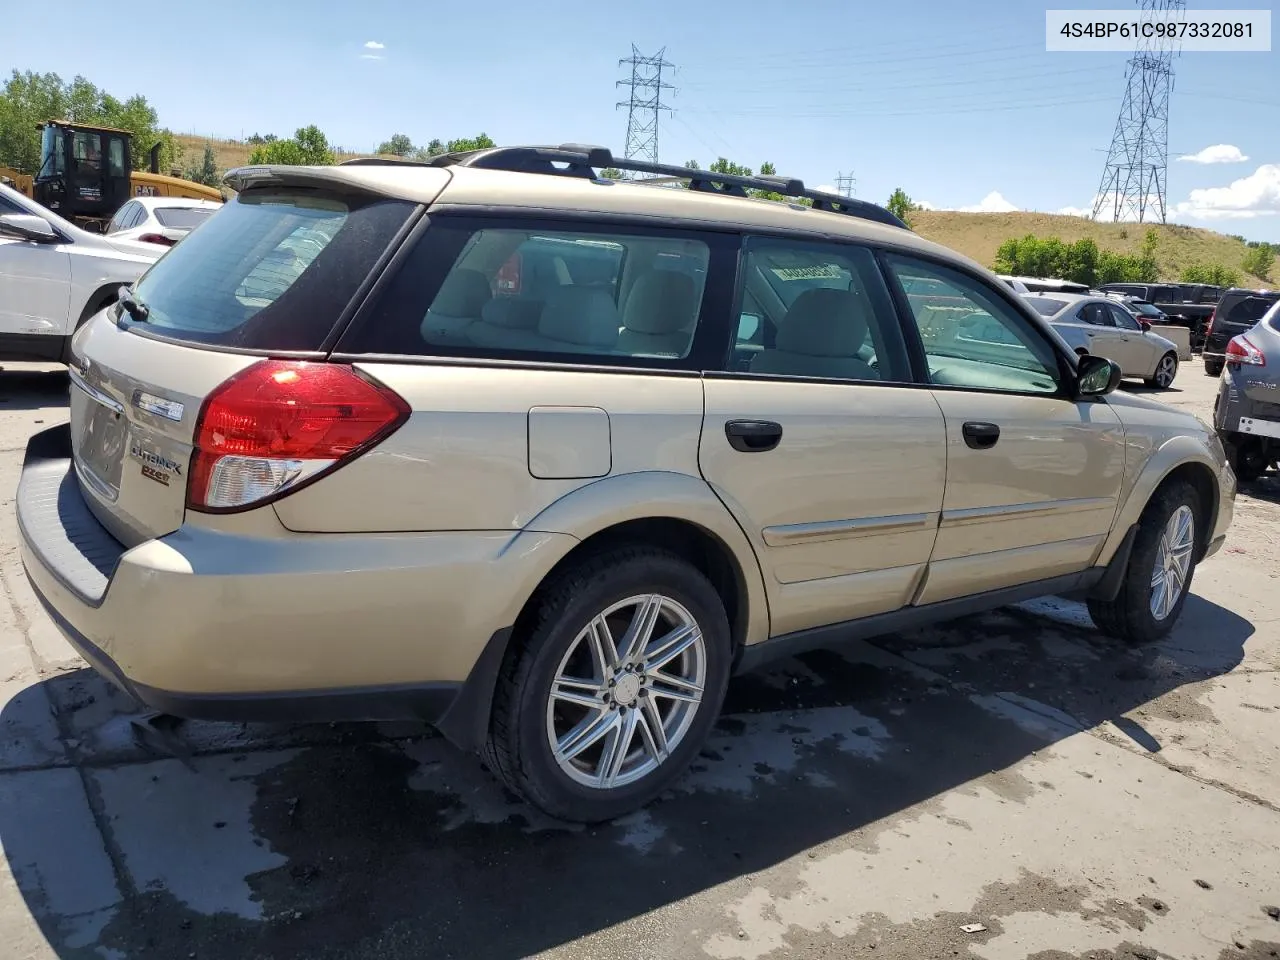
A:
1088;481;1200;645
1204;359;1223;378
1225;436;1267;483
483;546;731;822
1144;351;1178;389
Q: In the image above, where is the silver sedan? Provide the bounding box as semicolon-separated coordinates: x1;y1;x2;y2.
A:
1024;294;1181;389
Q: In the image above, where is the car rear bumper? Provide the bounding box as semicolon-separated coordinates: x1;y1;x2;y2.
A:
17;425;572;744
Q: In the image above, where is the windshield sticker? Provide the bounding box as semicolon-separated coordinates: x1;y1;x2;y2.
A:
771;264;843;281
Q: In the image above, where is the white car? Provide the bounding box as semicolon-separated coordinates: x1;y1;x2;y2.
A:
0;183;161;364
104;196;222;247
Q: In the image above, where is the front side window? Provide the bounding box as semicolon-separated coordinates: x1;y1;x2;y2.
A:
1110;305;1141;331
347;221;713;363
723;237;911;382
886;254;1061;395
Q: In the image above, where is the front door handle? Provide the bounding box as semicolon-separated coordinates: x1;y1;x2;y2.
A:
962;421;1000;450
725;419;783;453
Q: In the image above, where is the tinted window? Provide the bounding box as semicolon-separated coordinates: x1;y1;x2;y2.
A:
128;189;414;350
108;137;126;177
1077;303;1113;326
347;220;713;363
0;193;26;216
154;206;216;230
886;255;1061;394
1223;294;1280;327
724;238;910;382
1025;296;1067;317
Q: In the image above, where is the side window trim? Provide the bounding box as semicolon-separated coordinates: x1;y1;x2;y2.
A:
878;248;1076;399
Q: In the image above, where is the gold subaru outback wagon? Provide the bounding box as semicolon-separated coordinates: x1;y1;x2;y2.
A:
17;144;1235;822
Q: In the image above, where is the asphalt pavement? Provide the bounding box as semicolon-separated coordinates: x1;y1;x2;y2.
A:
1;360;1278;960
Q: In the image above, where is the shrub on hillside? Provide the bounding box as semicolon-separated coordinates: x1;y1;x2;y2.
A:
1181;262;1241;287
994;233;1158;285
1242;243;1275;280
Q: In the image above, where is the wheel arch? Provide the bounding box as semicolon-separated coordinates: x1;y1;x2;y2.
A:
61;284;120;363
1101;440;1223;567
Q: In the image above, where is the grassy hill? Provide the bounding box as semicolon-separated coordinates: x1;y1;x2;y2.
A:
912;210;1277;287
175;136;1275;287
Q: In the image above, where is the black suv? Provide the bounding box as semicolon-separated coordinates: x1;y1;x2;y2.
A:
1204;288;1280;377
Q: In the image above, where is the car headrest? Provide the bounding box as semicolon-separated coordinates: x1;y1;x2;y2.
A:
539;287;621;348
480;296;543;330
430;268;492;318
776;288;870;357
622;271;698;334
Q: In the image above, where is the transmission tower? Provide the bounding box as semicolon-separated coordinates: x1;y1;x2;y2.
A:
835;172;856;198
616;45;674;173
1091;0;1184;223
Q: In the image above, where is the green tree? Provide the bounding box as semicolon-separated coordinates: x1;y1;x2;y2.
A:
248;125;335;166
599;167;623;180
886;187;917;224
409;134;494;161
1242;243;1275;279
0;69;179;174
377;133;414;157
186;144;219;187
1181;262;1242;287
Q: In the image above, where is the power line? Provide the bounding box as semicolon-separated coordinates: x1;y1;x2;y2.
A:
616;45;675;172
1092;0;1184;223
835;172;856;198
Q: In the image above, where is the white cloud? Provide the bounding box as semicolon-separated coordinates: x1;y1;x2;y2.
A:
1177;144;1249;165
364;40;385;49
1173;163;1280;220
813;183;838;194
1056;205;1093;218
360;54;384;60
956;191;1019;213
916;199;938;211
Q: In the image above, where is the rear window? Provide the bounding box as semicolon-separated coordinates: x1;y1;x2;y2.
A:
1222;294;1280;328
1025;296;1067;317
153;206;216;230
126;190;414;350
343;219;712;363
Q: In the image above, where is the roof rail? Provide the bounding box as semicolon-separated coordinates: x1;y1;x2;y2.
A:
348;143;907;230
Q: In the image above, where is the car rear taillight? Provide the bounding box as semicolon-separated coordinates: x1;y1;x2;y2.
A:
1225;335;1265;368
187;360;410;512
1205;310;1216;334
137;233;175;246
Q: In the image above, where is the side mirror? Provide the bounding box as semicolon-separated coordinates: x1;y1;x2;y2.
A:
0;213;59;244
1076;353;1122;397
1138;319;1152;332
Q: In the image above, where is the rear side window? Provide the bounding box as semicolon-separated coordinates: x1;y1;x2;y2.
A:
344;218;716;363
1025;296;1066;317
154;206;216;230
128;190;414;350
1223;294;1280;327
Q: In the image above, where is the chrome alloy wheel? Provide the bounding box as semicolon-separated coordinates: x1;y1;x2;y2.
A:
1154;354;1177;388
1150;505;1194;621
546;594;706;789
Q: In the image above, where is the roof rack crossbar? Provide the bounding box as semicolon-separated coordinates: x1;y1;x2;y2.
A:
348;143;908;230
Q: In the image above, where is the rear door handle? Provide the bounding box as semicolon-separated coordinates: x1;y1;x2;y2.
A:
725;419;783;453
962;421;1000;450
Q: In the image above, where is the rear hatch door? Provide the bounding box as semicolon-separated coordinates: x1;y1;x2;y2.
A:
67;173;430;546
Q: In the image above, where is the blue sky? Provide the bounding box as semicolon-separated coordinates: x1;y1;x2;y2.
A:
3;0;1276;238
